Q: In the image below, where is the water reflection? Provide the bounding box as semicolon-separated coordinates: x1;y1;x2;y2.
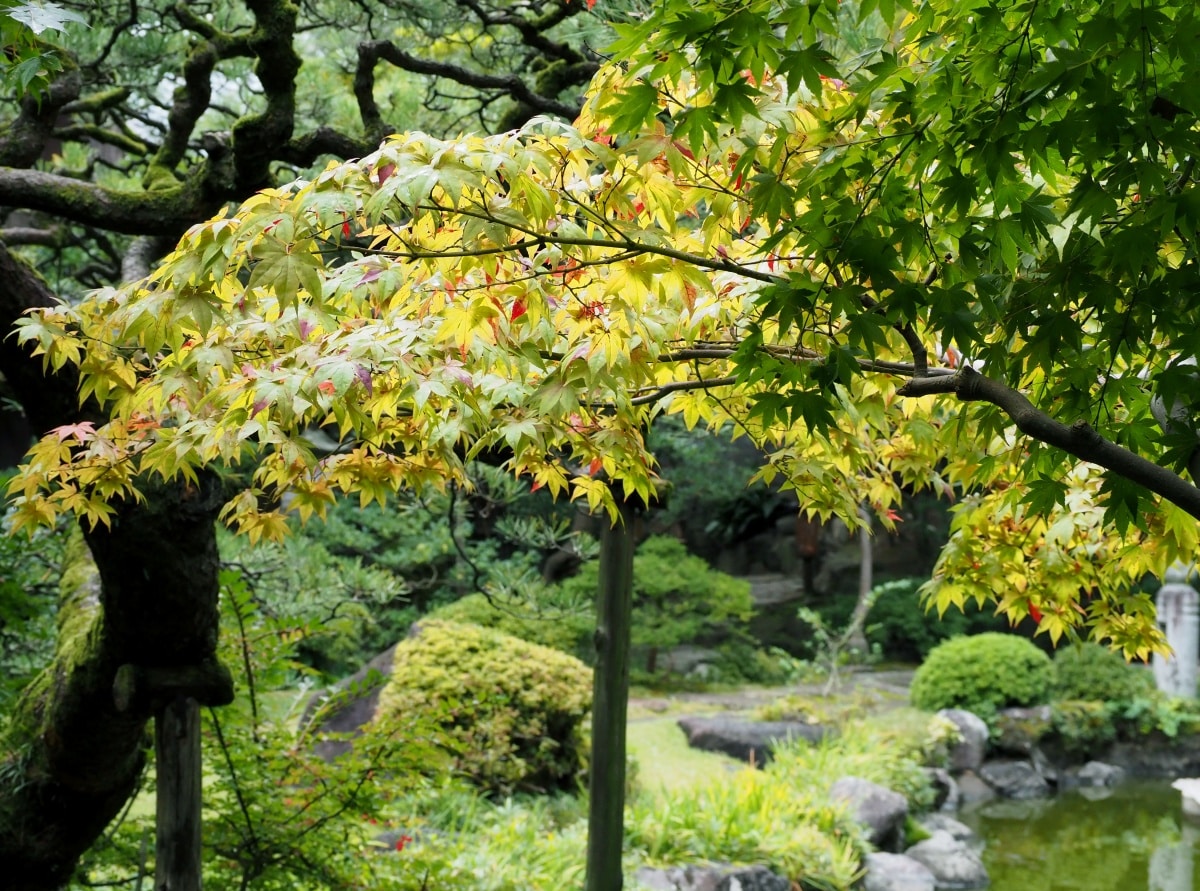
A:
958;781;1196;891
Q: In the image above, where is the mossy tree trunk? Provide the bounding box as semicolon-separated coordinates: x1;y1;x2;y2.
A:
0;244;227;890
0;480;225;890
585;501;635;891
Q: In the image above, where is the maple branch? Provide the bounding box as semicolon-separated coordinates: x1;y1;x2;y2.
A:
628;376;738;406
898;366;1200;520
665;345;956;378
397;202;790;286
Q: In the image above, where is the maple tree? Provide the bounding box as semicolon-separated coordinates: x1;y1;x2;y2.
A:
6;0;1200;885
0;1;611;886
15;1;1200;657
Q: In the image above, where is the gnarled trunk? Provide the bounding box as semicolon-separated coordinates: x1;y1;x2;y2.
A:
0;242;226;890
0;477;224;890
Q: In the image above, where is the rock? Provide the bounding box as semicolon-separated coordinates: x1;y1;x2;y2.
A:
662;645;722;675
905;830;990;889
979;760;1053;799
923;767;959;812
716;867;790;891
937;710;989;773
632;864;789;891
676;716;827;765
301;644;398;760
1105;732;1200;777
1030;747;1059;786
992;706;1052;756
1066;760;1126;788
954;770;996;805
861;852;937;891
919;814;979;847
639;698;672;714
830;776;908;851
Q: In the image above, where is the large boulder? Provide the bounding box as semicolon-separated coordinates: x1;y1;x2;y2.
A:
830;776;908;851
979;760;1053;799
1063;760;1126;788
302;643;398;760
1105;732;1200;776
923;767;959;812
953;770;996;806
918;815;979;847
676;716;827;765
905;830;989;889
861;853;937;891
937;710;989;773
633;864;790;891
992;706;1052;757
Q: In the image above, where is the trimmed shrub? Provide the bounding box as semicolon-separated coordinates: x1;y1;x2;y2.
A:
1049;700;1117;759
376;620;592;796
429;592;592;659
1052;642;1154;704
910;633;1054;718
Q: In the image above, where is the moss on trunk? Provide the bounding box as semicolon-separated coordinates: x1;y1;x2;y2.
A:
0;474;224;890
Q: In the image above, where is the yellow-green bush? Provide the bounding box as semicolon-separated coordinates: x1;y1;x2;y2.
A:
429;592;592;659
376;620;592;795
1052;642;1154;704
909;632;1054;719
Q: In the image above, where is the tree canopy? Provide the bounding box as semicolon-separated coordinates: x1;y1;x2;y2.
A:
12;0;1200;657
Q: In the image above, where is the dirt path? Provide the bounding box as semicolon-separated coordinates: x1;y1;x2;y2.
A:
628;667;916;720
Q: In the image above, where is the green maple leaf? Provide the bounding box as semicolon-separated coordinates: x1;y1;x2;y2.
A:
8;1;88;34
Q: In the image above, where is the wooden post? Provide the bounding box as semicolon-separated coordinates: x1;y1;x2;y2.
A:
113;660;233;891
155;697;203;891
585;500;635;891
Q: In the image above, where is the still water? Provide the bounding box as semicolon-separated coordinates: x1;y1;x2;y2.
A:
958;781;1198;891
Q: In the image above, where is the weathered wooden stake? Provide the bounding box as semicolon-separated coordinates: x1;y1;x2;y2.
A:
155;697;202;891
585;500;635;891
113;660;233;891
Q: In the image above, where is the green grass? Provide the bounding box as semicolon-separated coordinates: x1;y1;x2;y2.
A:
627;717;746;796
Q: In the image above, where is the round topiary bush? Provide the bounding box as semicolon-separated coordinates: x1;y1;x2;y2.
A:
1052;642;1154;704
910;632;1054;718
428;592;592;659
375;620;592;795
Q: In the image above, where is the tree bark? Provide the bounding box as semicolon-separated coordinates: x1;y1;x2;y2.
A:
0;475;225;890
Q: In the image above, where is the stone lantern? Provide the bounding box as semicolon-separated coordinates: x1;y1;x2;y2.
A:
1153;563;1200;700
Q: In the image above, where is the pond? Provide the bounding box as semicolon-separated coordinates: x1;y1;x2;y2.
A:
959;781;1198;891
